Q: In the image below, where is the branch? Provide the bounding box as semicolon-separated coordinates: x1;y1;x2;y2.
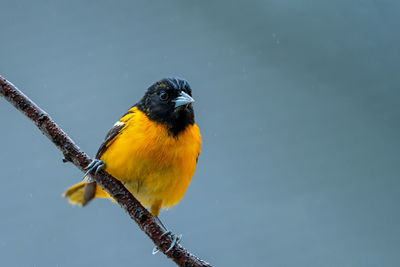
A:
0;75;212;267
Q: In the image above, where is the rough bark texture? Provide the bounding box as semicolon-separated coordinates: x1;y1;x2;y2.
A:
0;75;212;267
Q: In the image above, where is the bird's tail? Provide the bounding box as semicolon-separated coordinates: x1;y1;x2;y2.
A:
63;181;110;206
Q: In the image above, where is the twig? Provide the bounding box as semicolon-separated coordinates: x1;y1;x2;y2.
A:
0;75;212;267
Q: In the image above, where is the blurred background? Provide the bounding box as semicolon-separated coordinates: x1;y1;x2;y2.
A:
1;1;399;266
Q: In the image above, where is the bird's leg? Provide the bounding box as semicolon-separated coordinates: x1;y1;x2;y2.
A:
152;216;182;255
82;159;105;181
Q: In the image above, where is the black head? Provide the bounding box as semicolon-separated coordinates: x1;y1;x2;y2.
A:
136;78;195;136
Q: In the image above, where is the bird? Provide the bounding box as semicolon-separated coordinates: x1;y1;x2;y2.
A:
63;78;201;230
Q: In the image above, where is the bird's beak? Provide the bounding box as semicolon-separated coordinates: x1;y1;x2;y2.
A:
174;91;195;109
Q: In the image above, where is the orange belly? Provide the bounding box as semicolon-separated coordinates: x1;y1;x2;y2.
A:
99;107;201;214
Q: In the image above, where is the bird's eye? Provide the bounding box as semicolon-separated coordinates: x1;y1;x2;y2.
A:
159;91;169;101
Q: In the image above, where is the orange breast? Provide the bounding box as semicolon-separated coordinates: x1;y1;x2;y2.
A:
100;107;201;212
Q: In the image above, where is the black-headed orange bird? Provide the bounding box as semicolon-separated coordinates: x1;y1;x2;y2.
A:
64;78;201;219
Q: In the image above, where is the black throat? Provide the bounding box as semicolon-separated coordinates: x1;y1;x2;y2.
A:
136;102;195;136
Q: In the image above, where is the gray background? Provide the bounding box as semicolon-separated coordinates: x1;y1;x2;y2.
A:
0;1;399;266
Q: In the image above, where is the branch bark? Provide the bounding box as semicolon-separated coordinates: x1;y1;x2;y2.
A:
0;75;212;267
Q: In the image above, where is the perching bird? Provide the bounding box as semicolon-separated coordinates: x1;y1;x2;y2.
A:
63;78;201;219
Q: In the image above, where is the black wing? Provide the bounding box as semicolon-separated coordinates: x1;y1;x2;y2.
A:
94;108;135;159
95;122;125;159
83;122;125;205
84;110;133;205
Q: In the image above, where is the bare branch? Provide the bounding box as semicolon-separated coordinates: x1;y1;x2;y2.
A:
0;75;212;267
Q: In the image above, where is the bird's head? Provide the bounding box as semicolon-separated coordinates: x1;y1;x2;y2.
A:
137;78;196;135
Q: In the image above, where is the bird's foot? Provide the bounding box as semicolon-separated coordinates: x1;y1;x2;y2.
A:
152;216;182;254
152;231;182;255
82;159;105;181
165;232;182;252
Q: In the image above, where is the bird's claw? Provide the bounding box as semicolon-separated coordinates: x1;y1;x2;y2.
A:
151;246;159;255
82;159;105;180
152;232;182;255
161;230;171;237
166;233;182;252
